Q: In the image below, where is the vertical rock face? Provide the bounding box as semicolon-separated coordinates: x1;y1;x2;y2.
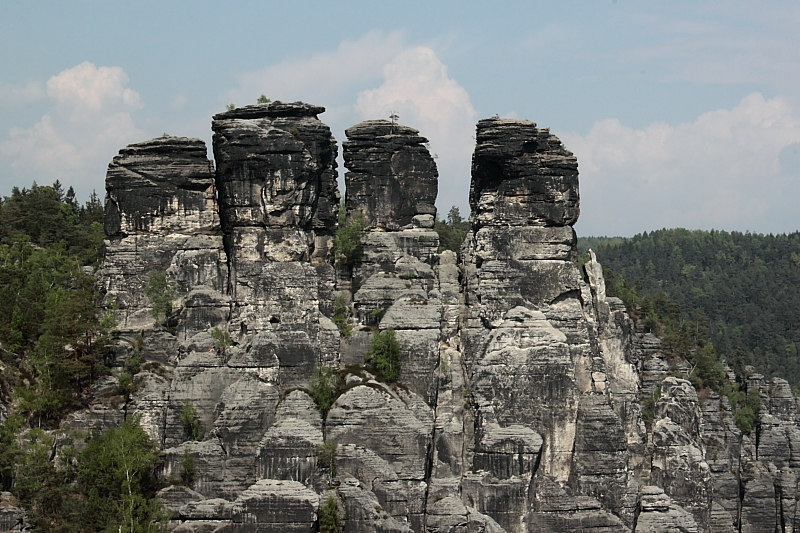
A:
326;120;441;531
460;117;633;530
164;102;340;497
90;107;800;533
470;118;579;229
98;136;230;449
99;135;229;362
343;120;437;230
211;102;339;384
100;136;227;337
212;101;339;263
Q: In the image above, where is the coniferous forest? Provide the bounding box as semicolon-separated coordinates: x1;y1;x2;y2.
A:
581;229;800;389
0;182;165;532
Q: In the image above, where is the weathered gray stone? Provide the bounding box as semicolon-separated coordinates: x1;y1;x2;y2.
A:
158;485;206;518
212;101;338;238
343;120;437;230
470;118;578;229
254;417;322;483
162;440;228;499
650;378;711;530
86;108;800;533
635;486;699;533
335;476;413;533
180;498;234;520
229;479;318;533
99;136;227;348
0;492;24;532
172;520;231;533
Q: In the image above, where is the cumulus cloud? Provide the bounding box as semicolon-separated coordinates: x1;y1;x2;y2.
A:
0;62;144;198
0;79;46;107
564;92;800;235
226;31;406;124
228;34;478;216
355;47;478;214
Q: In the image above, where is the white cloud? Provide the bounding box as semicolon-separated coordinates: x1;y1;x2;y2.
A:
565;92;800;235
226;30;406;124
46;62;142;117
355;47;478;214
0;79;46;107
226;34;478;216
0;62;144;198
621;3;800;94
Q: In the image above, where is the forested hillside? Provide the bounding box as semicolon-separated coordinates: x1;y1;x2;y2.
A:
0;182;165;531
583;229;800;388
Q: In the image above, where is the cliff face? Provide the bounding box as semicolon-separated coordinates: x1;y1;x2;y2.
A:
90;102;800;533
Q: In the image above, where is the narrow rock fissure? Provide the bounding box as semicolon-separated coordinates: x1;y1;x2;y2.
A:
76;104;786;533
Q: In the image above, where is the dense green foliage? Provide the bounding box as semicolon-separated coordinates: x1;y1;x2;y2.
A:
434;206;470;254
604;273;760;432
333;209;367;267
0;183;115;428
0;181;167;530
585;229;800;387
8;420;165;532
78;420;166;532
319;496;341;533
580;230;776;433
0;181;105;265
576;235;627;254
310;364;344;415
9;428;81;531
365;328;402;382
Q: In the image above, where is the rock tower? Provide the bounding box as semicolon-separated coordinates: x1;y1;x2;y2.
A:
86;102;800;533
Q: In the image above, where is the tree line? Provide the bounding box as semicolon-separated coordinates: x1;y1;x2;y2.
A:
583;228;800;389
0;181;165;532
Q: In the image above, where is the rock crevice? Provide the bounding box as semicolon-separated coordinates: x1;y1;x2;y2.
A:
89;102;798;533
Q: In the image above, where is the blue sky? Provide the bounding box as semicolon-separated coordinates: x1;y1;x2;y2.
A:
1;0;799;236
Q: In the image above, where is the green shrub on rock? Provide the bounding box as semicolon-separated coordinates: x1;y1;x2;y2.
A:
209;327;232;355
331;294;352;338
366;328;401;383
333;212;367;268
641;387;661;429
310;364;343;415
733;388;762;434
180;448;197;487
317;441;337;477
180;400;203;441
145;271;175;323
319;496;340;533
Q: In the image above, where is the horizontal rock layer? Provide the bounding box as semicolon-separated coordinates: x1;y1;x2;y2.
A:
85;106;800;533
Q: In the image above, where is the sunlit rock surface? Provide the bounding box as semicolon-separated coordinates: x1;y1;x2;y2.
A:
83;105;800;533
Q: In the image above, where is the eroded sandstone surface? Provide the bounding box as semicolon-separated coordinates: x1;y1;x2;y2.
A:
83;101;800;533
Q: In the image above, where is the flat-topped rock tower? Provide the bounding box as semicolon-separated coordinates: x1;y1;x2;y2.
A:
86;101;797;533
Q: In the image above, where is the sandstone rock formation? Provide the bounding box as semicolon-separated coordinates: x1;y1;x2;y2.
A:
343;120;437;231
81;102;800;533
